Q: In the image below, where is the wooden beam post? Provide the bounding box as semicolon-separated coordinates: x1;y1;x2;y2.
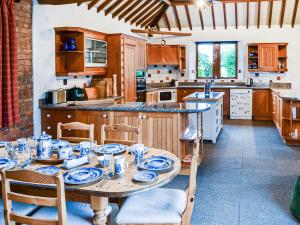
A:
185;5;193;30
223;2;227;29
292;0;299;28
173;5;182;31
268;0;273;28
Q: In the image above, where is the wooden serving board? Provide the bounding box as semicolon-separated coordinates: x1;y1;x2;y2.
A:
35;153;64;164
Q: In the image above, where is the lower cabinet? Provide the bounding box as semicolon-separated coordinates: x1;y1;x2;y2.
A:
252;89;272;120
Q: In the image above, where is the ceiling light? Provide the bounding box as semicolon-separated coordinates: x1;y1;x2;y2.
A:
196;0;213;9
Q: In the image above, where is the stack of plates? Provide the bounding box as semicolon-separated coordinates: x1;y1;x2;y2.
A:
63;167;104;185
138;156;174;173
0;158;16;170
95;143;127;155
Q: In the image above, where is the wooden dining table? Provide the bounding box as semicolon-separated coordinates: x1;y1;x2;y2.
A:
0;147;181;225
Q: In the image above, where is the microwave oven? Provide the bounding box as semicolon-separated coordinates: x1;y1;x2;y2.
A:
158;89;177;103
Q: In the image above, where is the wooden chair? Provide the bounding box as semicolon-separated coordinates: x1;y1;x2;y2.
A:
101;124;141;146
1;169;67;225
1;170;118;225
115;138;200;225
57;122;94;143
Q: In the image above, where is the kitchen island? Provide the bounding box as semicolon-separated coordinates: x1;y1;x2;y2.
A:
40;102;210;161
183;92;224;143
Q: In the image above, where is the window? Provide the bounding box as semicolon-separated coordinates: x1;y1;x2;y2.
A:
197;42;237;79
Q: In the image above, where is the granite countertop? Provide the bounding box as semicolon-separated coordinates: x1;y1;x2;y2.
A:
271;89;300;101
176;85;270;89
183;92;225;102
41;102;211;113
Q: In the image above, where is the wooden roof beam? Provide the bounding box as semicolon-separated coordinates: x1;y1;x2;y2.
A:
246;1;249;29
143;4;168;28
163;13;171;31
96;0;113;13
185;5;193;30
235;2;238;29
130;1;160;25
118;0;140;20
198;8;204;30
105;0;124;16
112;0;134;18
292;0;299;28
173;5;182;31
268;0;273;28
223;2;227;29
131;29;192;36
88;0;100;10
124;1;151;23
257;0;261;28
280;0;286;28
136;2;164;26
171;0;281;5
211;3;216;30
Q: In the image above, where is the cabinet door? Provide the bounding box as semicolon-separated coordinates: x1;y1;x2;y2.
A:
252;90;272;119
75;111;109;144
259;44;278;71
124;40;137;102
146;91;158;103
161;45;179;65
136;40;146;69
214;88;230;118
147;44;161;65
177;89;200;103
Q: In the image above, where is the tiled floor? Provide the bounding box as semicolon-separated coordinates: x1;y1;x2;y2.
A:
192;120;300;225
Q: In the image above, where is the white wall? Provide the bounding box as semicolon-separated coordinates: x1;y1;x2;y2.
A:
149;26;300;87
32;1;143;135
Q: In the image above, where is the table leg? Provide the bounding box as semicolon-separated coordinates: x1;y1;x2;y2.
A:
197;112;204;162
91;196;108;225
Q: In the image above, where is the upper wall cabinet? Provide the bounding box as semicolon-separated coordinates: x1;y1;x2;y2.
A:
147;44;186;70
55;27;107;76
248;43;288;73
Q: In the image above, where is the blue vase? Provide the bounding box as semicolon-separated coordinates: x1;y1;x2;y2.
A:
68;38;77;51
63;41;69;51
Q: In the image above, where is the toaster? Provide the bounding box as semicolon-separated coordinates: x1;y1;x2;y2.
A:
45;89;67;104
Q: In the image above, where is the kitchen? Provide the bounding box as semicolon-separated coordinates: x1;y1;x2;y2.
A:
1;0;300;225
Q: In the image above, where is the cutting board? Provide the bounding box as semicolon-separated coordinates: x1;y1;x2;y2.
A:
85;87;99;100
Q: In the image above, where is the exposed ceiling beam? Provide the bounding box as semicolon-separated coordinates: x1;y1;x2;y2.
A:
112;0;134;18
223;2;227;29
235;2;238;29
246;1;249;29
37;0;90;4
185;5;193;30
280;0;286;28
130;1;160;25
257;0;261;28
131;29;192;36
198;8;204;30
145;4;169;28
136;2;164;26
211;3;216;30
88;0;100;10
163;13;171;31
96;0;113;13
124;1;151;23
162;0;171;5
105;0;124;16
268;0;273;28
173;5;182;31
118;0;140;20
171;0;281;5
292;0;299;28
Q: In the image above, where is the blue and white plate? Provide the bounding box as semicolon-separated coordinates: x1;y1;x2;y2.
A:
36;166;60;175
0;158;16;170
95;143;127;155
133;171;158;183
138;156;174;173
52;140;69;149
63;167;104;185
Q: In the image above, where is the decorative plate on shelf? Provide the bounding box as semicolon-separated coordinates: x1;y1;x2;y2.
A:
0;158;16;170
63;167;104;185
95;143;127;155
138;156;174;173
133;171;158;183
36;166;60;175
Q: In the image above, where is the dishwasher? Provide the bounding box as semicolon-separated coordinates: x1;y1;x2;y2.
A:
230;89;253;120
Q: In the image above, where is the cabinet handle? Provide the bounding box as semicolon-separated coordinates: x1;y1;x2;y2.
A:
47;126;51;130
46;114;51;118
67;114;72;119
102;114;107;118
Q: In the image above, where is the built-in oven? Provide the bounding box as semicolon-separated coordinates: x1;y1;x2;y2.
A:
136;69;146;91
158;89;177;103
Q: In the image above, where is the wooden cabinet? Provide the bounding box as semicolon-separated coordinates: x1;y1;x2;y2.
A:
177;88;200;103
259;44;278;72
55;27;107;76
146;44;186;67
107;34;146;102
248;43;288;72
41;109;75;138
252;89;272;120
146;90;158;103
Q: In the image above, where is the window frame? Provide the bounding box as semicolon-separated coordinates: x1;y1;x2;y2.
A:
196;41;238;79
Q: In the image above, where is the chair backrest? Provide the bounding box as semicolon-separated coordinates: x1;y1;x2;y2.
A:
101;123;141;146
0;170;67;225
57;122;94;143
181;138;200;225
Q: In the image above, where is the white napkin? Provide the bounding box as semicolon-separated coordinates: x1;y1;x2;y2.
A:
61;155;89;170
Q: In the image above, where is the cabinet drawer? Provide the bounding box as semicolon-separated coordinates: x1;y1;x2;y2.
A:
42;110;75;122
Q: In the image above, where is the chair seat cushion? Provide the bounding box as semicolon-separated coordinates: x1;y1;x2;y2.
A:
31;202;118;225
1;197;39;223
116;188;187;224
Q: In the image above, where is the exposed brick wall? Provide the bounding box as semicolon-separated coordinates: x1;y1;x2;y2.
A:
0;0;33;141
